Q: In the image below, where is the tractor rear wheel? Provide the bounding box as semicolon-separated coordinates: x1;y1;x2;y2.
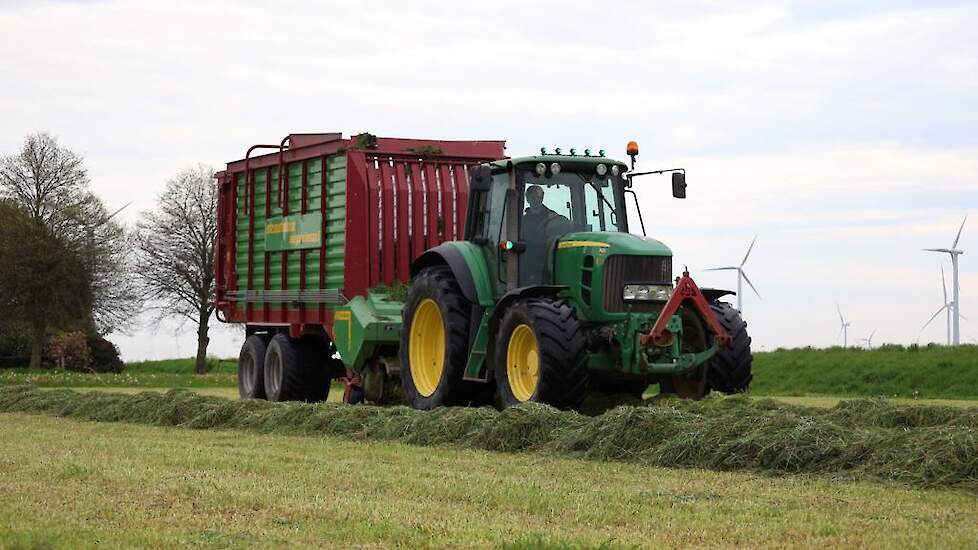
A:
238;334;269;399
494;299;589;410
705;301;753;393
400;266;471;410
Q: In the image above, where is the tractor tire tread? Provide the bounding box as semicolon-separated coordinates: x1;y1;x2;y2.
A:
496;298;589;410
705;301;753;393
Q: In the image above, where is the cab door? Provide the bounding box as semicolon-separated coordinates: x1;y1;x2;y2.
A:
466;166;518;295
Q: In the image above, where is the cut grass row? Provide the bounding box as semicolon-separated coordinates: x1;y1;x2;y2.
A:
2;385;976;488
4;413;975;549
38;387;978;412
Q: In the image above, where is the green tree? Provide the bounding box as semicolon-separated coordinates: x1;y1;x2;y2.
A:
0;201;92;368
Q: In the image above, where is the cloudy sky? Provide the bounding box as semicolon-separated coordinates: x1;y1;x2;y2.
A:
2;0;976;359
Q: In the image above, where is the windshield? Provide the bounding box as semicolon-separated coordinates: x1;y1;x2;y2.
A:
517;167;626;285
519;169;624;236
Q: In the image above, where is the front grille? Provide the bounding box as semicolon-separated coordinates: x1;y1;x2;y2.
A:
602;255;672;313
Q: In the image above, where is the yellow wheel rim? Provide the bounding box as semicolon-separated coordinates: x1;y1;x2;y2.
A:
506;324;539;402
409;298;445;397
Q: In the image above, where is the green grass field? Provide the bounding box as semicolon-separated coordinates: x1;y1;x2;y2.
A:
751;345;978;399
0;358;237;388
1;412;976;549
126;357;237;374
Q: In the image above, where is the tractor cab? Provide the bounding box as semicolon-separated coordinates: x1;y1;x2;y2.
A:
466;151;636;290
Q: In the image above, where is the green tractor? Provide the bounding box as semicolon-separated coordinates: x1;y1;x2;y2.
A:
398;144;752;410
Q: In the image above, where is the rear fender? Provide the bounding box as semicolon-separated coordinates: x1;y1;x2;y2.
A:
411;242;496;363
411;242;494;306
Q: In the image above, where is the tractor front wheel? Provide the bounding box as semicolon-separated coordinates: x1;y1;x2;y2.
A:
494;299;589;410
400;266;471;410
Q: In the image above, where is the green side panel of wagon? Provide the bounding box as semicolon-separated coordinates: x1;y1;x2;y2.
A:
234;154;347;312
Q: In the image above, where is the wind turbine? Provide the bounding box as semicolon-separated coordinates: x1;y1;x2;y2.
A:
921;266;954;345
924;216;967;345
859;329;876;349
837;303;852;347
706;235;760;312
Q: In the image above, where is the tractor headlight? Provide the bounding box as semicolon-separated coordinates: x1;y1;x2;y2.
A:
622;284;672;302
535;162;546;176
550;162;561;175
595;163;608;176
611;165;620;177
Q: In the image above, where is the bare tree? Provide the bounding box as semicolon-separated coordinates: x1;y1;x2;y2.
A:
0;133;139;364
0;132;90;231
84;201;141;334
134;165;218;374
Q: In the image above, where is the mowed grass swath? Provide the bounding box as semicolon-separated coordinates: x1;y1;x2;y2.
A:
3;385;977;488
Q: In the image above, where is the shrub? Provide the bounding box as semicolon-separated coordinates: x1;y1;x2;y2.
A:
86;336;125;373
0;320;33;368
48;332;91;372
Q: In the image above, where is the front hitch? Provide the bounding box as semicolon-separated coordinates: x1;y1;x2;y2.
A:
635;271;730;375
641;270;731;349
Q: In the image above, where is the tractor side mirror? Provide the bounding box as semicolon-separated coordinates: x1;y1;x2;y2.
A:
671;172;687;199
471;164;491;192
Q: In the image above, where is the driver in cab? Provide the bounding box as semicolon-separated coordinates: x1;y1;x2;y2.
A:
520;184;571;284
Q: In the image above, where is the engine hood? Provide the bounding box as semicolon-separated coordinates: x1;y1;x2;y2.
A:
556;232;672;256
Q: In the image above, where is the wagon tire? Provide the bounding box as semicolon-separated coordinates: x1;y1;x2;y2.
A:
295;334;334;403
264;334;331;402
238;334;269;399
